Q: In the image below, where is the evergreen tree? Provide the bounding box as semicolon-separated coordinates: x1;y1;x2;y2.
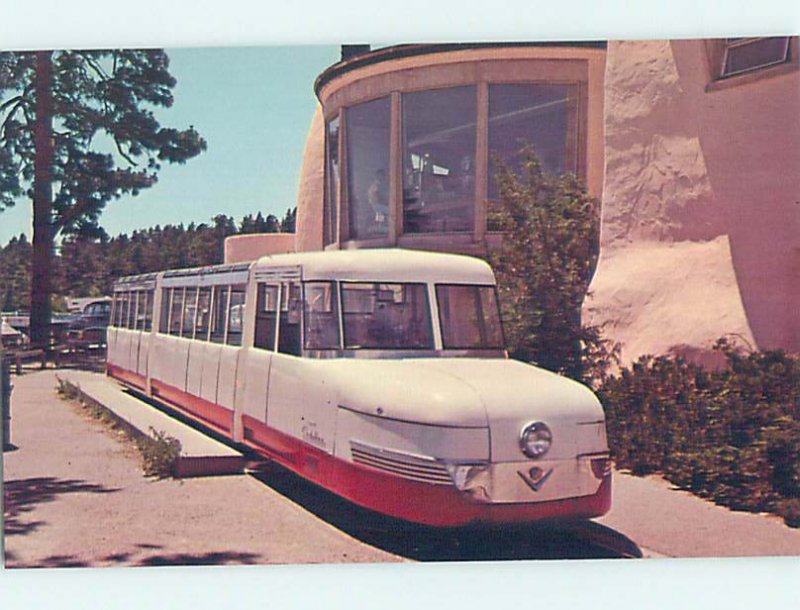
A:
0;49;206;344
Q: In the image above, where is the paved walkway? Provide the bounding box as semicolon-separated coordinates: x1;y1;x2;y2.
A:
3;370;401;568
3;369;800;566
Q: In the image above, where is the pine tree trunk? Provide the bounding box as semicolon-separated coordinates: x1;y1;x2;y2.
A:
30;51;54;347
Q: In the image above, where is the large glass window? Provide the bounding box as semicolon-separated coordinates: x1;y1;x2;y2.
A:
436;284;504;350
304;281;340;350
488;84;576;201
402;86;477;234
324;117;340;246
341;283;432;350
346;97;391;240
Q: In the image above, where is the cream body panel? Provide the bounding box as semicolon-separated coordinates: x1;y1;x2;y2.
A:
199;342;223;404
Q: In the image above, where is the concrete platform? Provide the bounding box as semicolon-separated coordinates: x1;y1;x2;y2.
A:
55;370;245;478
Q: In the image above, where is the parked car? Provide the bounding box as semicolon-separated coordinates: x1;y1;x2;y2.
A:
65;297;112;349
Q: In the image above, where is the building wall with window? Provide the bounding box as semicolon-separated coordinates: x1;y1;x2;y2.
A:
295;44;606;256
585;38;799;364
289;39;799;365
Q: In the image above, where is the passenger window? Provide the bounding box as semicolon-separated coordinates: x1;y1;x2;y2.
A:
210;286;229;344
127;291;137;330
159;288;171;334
226;285;247;346
304;281;340;350
181;288;198;338
278;282;302;356
195;287;212;341
136;290;147;331
169;288;184;336
254;284;279;351
119;293;129;329
144;290;154;332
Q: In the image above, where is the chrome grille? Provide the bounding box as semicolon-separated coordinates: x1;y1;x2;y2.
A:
350;440;453;486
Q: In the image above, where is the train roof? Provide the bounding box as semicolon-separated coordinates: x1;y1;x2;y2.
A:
112;249;496;288
254;249;496;284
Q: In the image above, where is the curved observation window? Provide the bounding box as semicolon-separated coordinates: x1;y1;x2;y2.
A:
402;86;477;234
346;97;391;240
488;84;577;201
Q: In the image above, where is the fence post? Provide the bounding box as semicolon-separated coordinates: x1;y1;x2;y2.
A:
1;343;12;450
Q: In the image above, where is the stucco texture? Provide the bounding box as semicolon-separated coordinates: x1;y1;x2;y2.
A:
586;39;799;364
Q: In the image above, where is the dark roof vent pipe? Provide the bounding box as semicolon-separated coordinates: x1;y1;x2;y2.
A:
341;44;371;61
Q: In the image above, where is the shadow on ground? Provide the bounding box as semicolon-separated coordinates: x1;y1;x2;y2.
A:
251;467;642;561
3;477;120;537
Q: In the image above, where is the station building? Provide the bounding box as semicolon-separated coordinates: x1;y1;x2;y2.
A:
226;39;800;365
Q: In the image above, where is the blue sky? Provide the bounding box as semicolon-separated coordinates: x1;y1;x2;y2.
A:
0;45;341;243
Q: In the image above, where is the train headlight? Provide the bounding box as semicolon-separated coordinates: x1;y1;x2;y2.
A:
519;422;552;459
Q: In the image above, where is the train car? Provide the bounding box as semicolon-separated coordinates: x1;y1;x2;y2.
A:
107;249;611;527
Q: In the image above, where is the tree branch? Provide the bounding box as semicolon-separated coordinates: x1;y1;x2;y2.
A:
113;136;138;166
0;95;24;114
52;196;98;236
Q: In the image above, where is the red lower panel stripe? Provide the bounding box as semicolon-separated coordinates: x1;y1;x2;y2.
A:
241;414;612;527
107;364;147;391
150;379;233;435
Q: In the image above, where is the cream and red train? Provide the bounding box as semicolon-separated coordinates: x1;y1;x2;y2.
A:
107;249;611;526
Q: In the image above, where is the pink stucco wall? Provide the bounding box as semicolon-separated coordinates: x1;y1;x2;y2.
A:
585;39;799;364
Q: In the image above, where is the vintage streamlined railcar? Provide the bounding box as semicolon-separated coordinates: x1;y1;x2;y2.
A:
106;249;611;526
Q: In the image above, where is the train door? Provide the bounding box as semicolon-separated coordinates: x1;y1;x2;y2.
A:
265;280;338;461
238;282;279;430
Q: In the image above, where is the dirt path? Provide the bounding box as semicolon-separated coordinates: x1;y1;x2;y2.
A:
3;370;401;567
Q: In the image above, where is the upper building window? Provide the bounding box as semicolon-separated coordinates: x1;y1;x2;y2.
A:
402;86;477;234
345;96;391;240
719;37;792;79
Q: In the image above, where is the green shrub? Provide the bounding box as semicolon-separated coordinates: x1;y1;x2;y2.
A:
137;427;182;478
488;146;618;384
599;342;800;527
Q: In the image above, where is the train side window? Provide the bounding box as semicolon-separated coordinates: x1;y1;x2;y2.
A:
159;288;171;334
304;281;340;350
210;286;229;343
195;287;212;341
143;290;154;332
226;285;247;346
278;282;302;356
254;284;279;351
113;293;123;328
135;290;148;331
169;288;185;336
119;292;129;329
181;287;199;338
127;291;137;330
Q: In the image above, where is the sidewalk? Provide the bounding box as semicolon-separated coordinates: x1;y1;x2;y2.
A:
3;370;401;568
3;369;800;565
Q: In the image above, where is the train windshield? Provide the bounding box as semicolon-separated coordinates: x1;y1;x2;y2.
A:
341;282;433;350
436;284;504;350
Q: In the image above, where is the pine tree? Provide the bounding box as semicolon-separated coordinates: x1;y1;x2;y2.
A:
0;49;206;344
